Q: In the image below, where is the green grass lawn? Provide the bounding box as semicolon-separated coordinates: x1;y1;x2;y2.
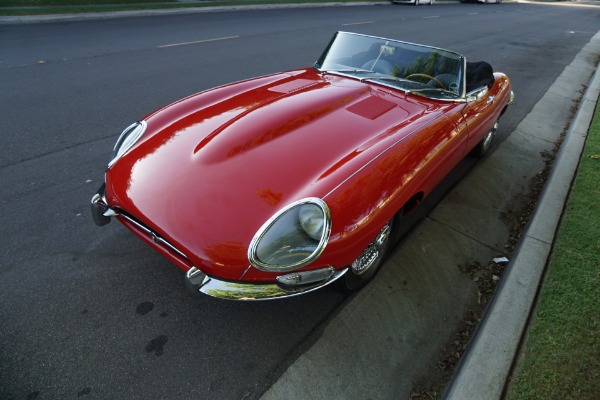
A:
0;1;175;6
0;0;176;6
507;104;600;399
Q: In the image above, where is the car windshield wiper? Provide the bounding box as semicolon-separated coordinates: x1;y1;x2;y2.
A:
407;87;460;98
360;76;411;84
330;69;373;74
357;76;461;98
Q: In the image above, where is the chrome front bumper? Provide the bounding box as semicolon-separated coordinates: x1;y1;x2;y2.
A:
91;183;115;226
185;266;348;301
92;184;347;301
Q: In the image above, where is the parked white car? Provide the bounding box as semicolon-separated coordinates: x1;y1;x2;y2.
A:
392;0;434;5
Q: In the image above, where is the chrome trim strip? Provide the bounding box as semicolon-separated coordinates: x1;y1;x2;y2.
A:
103;208;118;217
91;184;189;262
185;266;348;301
91;193;102;205
119;213;189;261
107;120;147;169
238;264;254;280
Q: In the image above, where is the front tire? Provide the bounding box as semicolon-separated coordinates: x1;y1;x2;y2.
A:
471;120;498;157
339;218;394;292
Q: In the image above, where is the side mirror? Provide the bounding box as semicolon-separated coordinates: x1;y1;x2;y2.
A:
466;86;488;102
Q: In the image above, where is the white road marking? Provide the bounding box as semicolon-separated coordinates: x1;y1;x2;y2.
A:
342;21;374;26
159;36;239;48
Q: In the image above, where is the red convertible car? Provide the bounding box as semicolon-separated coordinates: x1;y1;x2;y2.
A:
92;32;513;300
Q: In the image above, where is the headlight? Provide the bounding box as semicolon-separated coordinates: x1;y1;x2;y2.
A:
248;198;331;272
107;121;147;168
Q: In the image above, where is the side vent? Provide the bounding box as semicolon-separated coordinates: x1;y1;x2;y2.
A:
347;96;397;120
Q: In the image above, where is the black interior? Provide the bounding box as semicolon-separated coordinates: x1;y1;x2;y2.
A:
465;61;495;92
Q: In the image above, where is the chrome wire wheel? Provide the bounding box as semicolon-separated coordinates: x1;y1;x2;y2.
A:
351;222;392;275
472;120;498;157
482;121;498;152
340;219;394;292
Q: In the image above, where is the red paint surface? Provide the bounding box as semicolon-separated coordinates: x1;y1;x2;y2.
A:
105;68;512;282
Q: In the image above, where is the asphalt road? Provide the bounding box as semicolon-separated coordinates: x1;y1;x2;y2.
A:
1;3;599;400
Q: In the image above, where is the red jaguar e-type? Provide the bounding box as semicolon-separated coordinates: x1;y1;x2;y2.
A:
92;32;513;300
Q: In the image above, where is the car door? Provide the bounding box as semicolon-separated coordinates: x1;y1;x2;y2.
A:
462;85;499;151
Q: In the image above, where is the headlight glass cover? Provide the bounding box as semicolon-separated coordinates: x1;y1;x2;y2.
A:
108;121;147;168
248;198;331;272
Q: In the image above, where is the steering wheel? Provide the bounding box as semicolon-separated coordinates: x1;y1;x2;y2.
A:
405;73;446;90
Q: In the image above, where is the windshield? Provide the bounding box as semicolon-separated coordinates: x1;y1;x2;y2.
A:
314;32;465;100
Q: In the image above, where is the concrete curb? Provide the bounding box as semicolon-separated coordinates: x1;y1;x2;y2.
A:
443;30;600;400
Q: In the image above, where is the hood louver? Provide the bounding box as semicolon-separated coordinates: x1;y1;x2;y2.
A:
347;96;397;120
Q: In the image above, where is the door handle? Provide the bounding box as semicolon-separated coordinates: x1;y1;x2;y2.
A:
487;96;495;104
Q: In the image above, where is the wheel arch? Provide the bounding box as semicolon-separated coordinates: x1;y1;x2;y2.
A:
401;191;424;216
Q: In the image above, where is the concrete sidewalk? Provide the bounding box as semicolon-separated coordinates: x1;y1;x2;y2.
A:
444;30;600;399
260;30;600;400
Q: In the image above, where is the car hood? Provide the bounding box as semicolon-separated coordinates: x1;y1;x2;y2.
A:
106;68;439;279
